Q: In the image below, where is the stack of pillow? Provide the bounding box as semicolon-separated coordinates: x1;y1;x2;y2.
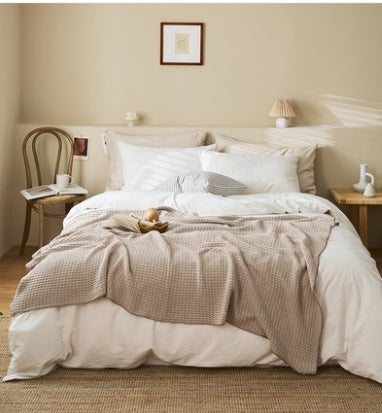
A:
103;131;317;197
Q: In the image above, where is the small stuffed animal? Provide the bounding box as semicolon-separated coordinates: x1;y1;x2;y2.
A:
107;207;168;233
140;207;168;233
144;207;159;223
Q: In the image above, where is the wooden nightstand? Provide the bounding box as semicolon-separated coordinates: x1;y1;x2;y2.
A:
330;188;382;247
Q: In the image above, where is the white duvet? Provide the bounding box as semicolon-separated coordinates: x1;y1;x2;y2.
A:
4;191;382;382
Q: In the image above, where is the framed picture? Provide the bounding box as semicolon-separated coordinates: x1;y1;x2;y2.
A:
73;136;89;160
160;22;204;65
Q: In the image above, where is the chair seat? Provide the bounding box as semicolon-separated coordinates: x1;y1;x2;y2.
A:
33;194;86;205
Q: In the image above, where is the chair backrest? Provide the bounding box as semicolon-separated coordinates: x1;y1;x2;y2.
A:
22;127;74;188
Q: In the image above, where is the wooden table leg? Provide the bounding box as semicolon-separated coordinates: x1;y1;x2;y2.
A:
349;205;359;232
39;204;44;249
358;205;368;247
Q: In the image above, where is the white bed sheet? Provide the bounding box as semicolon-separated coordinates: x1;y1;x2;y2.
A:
4;191;382;382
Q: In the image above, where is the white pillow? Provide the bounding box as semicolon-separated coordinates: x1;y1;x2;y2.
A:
214;134;317;194
104;131;207;190
156;171;247;196
118;142;216;191
200;151;300;194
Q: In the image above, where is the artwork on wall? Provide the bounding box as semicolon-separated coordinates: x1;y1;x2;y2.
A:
73;136;89;160
160;22;204;65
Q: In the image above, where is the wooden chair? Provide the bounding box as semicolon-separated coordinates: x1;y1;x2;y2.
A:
20;127;86;254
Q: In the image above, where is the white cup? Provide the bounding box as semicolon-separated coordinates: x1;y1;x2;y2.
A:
56;174;71;190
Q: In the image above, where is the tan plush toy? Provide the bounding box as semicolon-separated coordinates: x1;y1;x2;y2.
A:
144;207;159;223
140;207;168;233
108;207;168;233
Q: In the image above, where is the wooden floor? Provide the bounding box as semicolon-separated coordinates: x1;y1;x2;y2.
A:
1;246;382;316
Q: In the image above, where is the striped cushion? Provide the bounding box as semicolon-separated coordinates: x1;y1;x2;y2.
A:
156;171;247;196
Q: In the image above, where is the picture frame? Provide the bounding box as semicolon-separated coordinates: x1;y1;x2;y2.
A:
73;136;89;160
160;22;204;65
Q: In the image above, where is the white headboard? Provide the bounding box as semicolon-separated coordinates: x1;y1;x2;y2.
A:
13;123;382;246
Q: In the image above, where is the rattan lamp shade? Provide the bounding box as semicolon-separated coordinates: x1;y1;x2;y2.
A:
269;99;295;128
269;99;296;118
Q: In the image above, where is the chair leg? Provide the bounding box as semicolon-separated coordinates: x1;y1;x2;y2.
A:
39;204;44;249
20;202;32;255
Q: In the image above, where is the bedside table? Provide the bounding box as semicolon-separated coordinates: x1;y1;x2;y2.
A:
330;188;382;247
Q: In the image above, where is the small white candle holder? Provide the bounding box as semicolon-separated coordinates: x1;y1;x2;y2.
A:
124;112;140;126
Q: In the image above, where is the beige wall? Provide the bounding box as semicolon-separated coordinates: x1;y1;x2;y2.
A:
20;4;382;126
10;3;382;248
0;5;20;256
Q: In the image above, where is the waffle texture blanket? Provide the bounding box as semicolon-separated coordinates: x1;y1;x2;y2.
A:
11;207;335;374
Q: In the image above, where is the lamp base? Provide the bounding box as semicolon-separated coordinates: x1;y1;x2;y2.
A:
275;117;290;128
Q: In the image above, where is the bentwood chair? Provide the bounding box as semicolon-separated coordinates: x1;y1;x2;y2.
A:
20;127;86;254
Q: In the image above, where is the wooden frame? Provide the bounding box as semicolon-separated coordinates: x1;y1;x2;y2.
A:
160;22;204;65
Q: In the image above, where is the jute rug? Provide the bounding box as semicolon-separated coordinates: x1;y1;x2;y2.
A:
1;316;381;413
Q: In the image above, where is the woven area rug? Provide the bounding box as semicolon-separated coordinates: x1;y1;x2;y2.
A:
1;316;381;413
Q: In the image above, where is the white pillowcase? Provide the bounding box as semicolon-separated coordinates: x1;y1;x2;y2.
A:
214;134;317;194
118;142;216;191
104;131;207;190
200;151;300;194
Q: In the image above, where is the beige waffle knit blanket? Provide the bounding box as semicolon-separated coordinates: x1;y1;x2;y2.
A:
11;207;335;374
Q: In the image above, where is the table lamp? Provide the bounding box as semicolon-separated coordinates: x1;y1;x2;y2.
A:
269;99;296;128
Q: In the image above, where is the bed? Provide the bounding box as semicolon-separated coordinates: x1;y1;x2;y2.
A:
4;131;382;383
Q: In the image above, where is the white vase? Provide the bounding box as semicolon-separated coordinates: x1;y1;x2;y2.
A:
363;183;376;197
353;163;368;192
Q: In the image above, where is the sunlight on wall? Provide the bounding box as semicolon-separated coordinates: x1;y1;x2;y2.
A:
320;94;382;127
264;125;335;147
